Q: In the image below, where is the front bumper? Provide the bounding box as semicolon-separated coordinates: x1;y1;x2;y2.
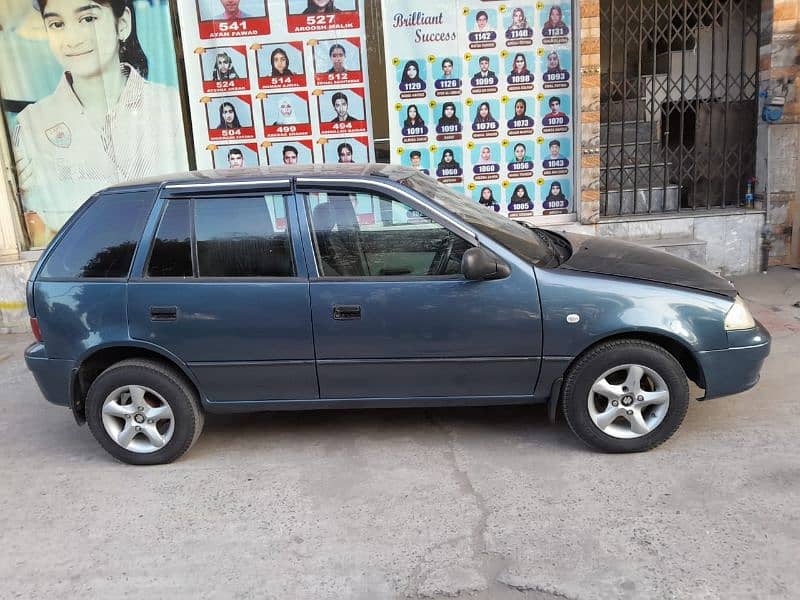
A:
24;342;74;407
696;320;771;400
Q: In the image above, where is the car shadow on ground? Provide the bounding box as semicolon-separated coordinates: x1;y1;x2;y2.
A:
194;403;588;455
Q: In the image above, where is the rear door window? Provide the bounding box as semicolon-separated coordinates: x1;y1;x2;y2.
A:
41;191;154;279
146;195;294;278
194;195;293;277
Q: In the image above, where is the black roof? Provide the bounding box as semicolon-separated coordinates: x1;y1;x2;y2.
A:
107;163;420;192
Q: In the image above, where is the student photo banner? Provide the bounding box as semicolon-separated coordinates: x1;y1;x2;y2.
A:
381;0;575;220
0;0;190;247
177;0;374;169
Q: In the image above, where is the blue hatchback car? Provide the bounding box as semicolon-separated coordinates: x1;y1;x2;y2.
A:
24;165;770;464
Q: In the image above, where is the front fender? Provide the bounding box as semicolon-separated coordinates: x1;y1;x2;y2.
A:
535;268;732;358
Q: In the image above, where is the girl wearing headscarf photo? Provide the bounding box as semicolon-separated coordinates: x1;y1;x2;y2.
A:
478;187;500;211
437;148;461;172
400;60;426;91
272;98;298;125
213;51;240;80
506;7;532;37
507;183;534;212
543;180;569;210
436;102;461;133
476;146;495;164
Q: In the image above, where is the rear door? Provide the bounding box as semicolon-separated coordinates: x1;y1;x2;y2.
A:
128;181;318;404
295;178;542;401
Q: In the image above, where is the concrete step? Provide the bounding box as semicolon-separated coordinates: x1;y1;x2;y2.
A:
600;120;661;145
602;184;681;215
602;141;666;165
601;163;672;189
630;235;708;267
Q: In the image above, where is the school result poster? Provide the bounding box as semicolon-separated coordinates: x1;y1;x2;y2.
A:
177;0;374;170
381;1;574;219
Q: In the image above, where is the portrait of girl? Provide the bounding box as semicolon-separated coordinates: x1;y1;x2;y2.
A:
542;180;570;213
400;104;428;137
542;50;571;86
256;42;305;88
507;98;535;129
13;0;188;246
398;59;426;92
212;52;240;80
505;52;533;87
403;105;425;128
471;101;498;132
477;186;500;212
270;47;295;76
437;148;462;173
217;101;242;129
507;183;534;212
510;53;531;76
506;7;532;37
436;101;462;133
542;5;570;36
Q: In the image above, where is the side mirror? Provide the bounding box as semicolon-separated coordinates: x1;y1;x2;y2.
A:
461;246;511;281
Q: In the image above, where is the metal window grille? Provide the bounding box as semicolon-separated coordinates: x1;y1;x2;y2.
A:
600;0;760;216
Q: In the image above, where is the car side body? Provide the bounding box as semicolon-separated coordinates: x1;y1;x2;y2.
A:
23;164;771;462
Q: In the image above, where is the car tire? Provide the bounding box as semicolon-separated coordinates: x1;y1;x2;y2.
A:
561;339;690;453
85;359;204;465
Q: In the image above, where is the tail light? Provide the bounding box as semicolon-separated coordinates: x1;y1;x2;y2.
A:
30;317;43;342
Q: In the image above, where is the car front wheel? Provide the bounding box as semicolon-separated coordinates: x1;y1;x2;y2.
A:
561;340;690;452
85;359;204;465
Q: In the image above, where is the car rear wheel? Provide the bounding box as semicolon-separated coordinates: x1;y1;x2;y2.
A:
85;359;204;465
561;340;690;452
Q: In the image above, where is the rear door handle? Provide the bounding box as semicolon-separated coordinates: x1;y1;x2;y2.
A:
149;305;178;322
333;304;361;320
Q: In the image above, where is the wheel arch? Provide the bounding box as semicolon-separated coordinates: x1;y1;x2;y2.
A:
575;331;705;389
71;343;203;425
548;330;706;423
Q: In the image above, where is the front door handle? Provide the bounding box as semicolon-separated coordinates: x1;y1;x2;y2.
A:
333;304;361;320
150;305;178;322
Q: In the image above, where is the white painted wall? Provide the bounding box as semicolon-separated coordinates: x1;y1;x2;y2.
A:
0;151;21;259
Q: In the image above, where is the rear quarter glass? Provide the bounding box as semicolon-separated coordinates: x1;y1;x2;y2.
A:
40;191;156;279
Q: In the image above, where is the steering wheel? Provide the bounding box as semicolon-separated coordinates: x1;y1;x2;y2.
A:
428;234;455;275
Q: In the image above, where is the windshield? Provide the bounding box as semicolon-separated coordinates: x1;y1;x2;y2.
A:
400;173;558;267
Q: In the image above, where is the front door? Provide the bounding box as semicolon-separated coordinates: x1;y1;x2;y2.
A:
129;188;317;404
296;182;542;401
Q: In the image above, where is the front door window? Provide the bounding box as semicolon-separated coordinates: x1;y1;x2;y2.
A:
305;191;470;277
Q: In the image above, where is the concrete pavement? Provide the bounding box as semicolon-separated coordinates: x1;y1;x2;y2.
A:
0;268;798;599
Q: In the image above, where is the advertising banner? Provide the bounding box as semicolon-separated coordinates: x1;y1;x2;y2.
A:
0;0;190;247
381;1;574;219
177;0;374;170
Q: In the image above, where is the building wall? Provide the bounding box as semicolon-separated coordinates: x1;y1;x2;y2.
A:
577;0;800;273
579;0;602;225
0;109;36;332
758;0;799;265
0;110;22;259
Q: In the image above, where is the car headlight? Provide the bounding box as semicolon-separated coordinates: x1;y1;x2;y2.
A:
724;296;755;331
